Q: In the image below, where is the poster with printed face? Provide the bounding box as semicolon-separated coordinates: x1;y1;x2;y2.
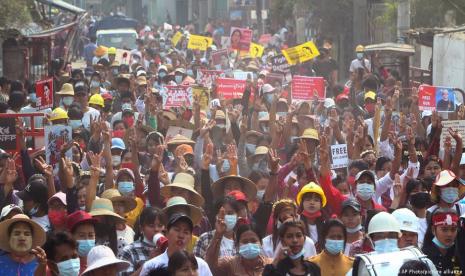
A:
211;49;230;70
418;85;456;112
45;125;72;171
250;42;264;58
161;86;193;108
0;117;17;151
35;78;53;111
196;69;225;89
291;76;325;101
216;78;247;99
229;27;253;52
187;35;213;51
281;41;320;65
192;86;210;110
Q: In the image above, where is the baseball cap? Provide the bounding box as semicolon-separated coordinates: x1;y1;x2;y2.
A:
66;210;97;232
111;138;126;150
16;176;48;202
48;192;67;206
167;213;193;231
0;204;23;221
341;198;361;213
364;91;376;101
355;170;376;183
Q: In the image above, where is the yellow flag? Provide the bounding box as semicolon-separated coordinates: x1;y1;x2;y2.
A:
187;35;213;51
172;31;183;47
282;41;320;65
249;42;264;58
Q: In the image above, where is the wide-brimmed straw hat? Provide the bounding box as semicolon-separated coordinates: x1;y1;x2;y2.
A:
101;189;137;213
212;175;257;200
162;196;202;225
81;245;130;275
0;214;46;252
167;134;195;146
161;173;204;206
89;198;126;223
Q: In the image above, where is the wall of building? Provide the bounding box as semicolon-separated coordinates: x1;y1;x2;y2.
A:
433;32;465;88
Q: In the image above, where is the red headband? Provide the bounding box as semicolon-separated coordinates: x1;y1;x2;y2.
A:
432;213;458;226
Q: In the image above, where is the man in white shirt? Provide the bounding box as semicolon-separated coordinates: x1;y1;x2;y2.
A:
140;213;212;276
349;44;371;76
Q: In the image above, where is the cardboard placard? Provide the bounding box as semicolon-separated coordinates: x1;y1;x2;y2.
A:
330;144;349;169
291;76;325;101
216;78;247;99
0;117;17;151
282;41;320;65
229;27;253;52
166;126;193;142
192;86;210;110
271;54;291;74
187;35;213;51
250;42;264;58
45;125;72;170
196;69;225;89
211;49;230;69
418;85;456;112
440;120;465;148
35;78;53;111
171;31;183;47
114;48;132;65
161;86;193;108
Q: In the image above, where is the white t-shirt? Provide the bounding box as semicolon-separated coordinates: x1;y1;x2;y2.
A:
82;107;100;129
140;250;212;276
117;225;135;255
32;215;51;232
308;224;318;244
349;58;371;73
418;217;427;248
262;235;317;259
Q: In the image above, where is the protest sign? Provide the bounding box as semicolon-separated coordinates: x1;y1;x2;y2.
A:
258;34;272;45
418;85;455;112
166;126;194;143
440;120;465;148
192;86;210;110
265;73;285;87
161;86;193;108
211;49;230;69
250;42;264;58
196;69;225;88
233;71;254;81
230;27;253;52
45;125;72;170
330;144;349;169
0;117;17;151
172;31;183;47
114;48;131;65
187;35;213;51
216;78;247;99
271;54;291;74
35;78;53;111
291;76;325;101
164;22;173;31
282;41;320;65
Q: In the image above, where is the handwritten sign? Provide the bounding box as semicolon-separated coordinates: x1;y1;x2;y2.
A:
161;86;193;108
35;78;53;111
216;78;247;99
282;41;320;65
271;54;291;74
0;117;17;151
330;144;349;169
291;76;325;101
230;27;253;52
188;35;213;51
440;120;465;148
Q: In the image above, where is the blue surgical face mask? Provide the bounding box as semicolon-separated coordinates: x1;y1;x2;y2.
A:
356;53;364;60
239;243;261;259
433;237;453;249
29;93;37;103
69;119;82;130
62;96;74;106
56;258;80;276
187;69;194;77
221;159;231;173
289;248;305;260
122;103;132;111
356;183;374;201
245;143;256;155
224;214;237;231
159;71;167;78
258;111;268;120
29;206;39;217
325;239;344;255
277;111;287;117
346;224;362;234
90;80;100;88
256;189;265;200
441;187;459;204
77;239;95;257
374;238;398;253
118;181;135;195
175;75;183;84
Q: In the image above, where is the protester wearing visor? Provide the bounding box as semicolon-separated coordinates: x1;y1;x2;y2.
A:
428;170;465;216
57;83;75;111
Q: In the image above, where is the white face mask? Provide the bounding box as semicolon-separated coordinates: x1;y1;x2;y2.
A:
256;189;265;200
356;183;374;201
112;155;121;167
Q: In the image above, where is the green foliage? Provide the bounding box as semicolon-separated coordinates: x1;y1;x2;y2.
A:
270;0;296;26
374;0;397;35
411;0;465;28
0;0;33;29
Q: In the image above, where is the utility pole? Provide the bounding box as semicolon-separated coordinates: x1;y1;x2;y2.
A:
256;0;263;35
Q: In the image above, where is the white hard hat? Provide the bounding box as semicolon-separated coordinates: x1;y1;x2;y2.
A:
324;98;336;109
392;208;420;234
368;212;401;236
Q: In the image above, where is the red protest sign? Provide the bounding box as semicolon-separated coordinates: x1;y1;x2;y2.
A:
162;86;193;108
230;27;253;52
418;85;436;111
418;85;455;112
291;76;325;101
197;69;224;88
35;78;53;110
216;78;247;99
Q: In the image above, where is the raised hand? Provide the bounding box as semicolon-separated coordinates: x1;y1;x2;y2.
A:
201;143;213;170
31;246;47;265
34;156;52;178
215;207;227;236
406;126;415;145
159;163;170;185
268;148;280;174
200;120;216;138
151;145;165;172
4;158;18;185
61;157;74;179
448;127;462;143
240;115;248;134
227;144;238;163
178;155;189;172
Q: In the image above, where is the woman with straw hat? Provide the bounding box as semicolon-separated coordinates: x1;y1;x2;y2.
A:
0;214;47;275
81;245;130;276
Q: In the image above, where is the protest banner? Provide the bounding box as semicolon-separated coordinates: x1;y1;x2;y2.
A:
230;27;253;52
282;41;320;65
196;69;225;88
330;144;349;169
418;85;455;112
271;54;291;74
187;35;213;51
211;49;230;69
45;125;72;170
35;78;53;111
171;31;183;47
192;86;210;110
291;76;325;101
440;120;465;148
161;86;193;108
0;117;17;151
250;42;264;58
216;78;247;99
233;71;254;81
166;126;194;142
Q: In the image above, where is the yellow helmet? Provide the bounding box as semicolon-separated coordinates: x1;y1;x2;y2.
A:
296;182;327;207
50;107;69;121
108;47;117;55
89;94;104;107
355;44;365;52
